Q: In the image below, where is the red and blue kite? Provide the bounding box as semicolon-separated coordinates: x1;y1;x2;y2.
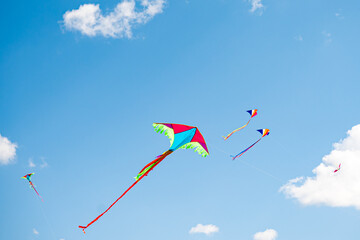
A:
79;123;209;233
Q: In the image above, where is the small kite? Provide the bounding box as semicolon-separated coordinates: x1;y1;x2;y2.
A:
223;109;258;140
22;173;43;201
79;123;209;233
231;129;269;160
334;164;341;173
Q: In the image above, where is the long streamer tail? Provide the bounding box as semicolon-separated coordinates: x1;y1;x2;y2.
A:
232;138;262;160
30;182;43;202
223;119;251;140
78;150;173;233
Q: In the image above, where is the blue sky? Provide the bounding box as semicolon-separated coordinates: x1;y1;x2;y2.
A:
1;0;360;240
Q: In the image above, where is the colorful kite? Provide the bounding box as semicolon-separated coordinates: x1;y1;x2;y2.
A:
334;164;341;173
231;129;269;160
22;173;43;201
223;109;258;140
79;123;209;233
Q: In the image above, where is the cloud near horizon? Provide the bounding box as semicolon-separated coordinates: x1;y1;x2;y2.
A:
281;124;360;210
189;224;219;235
0;134;17;165
62;0;165;38
253;229;278;240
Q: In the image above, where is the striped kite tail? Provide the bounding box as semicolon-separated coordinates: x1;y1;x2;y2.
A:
79;150;173;233
232;138;262;160
30;182;43;201
223;119;251;141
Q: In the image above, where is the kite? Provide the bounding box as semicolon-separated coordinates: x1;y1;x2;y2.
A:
334;164;341;173
223;109;258;140
22;173;43;201
79;123;209;233
231;129;269;160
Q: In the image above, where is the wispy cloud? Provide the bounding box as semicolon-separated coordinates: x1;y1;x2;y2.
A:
322;31;332;45
189;224;219;235
33;228;39;235
40;157;48;168
29;158;36;168
28;157;48;168
62;0;165;38
294;35;303;41
249;0;264;14
0;134;17;165
254;229;278;240
281;124;360;210
335;9;344;20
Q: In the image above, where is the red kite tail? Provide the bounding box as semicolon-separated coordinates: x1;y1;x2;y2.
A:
30;182;43;201
78;150;173;233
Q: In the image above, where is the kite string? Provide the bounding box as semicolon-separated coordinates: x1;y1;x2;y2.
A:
38;200;57;240
208;142;284;183
79;150;173;233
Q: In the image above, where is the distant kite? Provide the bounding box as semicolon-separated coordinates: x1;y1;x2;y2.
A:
231;129;269;160
223;109;257;140
334;164;341;173
79;123;209;233
22;173;43;201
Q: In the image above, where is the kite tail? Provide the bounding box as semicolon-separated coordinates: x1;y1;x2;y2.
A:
223;119;251;140
30;182;43;202
232;138;262;160
78;150;173;233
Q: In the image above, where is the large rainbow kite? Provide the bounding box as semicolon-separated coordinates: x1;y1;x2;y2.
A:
223;109;257;140
79;123;209;233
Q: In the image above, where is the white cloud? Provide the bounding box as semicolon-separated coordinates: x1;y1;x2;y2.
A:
189;224;219;235
253;229;278;240
62;0;165;38
0;134;17;165
280;124;360;210
33;228;39;235
29;158;36;168
249;0;264;14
